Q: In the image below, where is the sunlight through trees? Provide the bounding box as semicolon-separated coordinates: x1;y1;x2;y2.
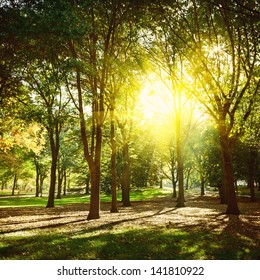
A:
0;0;259;219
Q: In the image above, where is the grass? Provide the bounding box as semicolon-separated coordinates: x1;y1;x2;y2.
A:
0;226;258;260
237;186;260;198
1;186;258;208
1;187;259;260
0;187;172;208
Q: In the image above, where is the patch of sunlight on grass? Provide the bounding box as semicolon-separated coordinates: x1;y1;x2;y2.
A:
130;188;172;201
183;245;206;260
0;187;171;208
55;195;88;205
1;226;259;260
2;231;38;237
0;241;7;249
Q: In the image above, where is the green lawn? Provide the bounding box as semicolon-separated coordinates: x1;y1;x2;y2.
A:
0;226;258;260
1;186;258;208
0;187;172;207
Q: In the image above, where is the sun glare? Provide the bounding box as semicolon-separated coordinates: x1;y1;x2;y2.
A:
138;74;174;121
137;72;208;138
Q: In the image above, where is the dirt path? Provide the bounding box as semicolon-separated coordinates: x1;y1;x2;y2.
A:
0;195;259;240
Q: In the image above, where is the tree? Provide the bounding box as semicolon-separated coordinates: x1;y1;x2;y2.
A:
141;10;204;207
189;123;222;196
240;97;260;201
33;151;49;197
64;0;144;218
153;0;259;214
0;0;72;207
64;1;114;219
116;77;144;205
22;59;71;207
0;120;45;195
104;11;144;212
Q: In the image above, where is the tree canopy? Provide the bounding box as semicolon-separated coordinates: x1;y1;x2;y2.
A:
0;0;259;218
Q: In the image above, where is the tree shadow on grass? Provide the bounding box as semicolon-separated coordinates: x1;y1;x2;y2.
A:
1;194;259;261
0;200;179;234
1;226;259;260
1;196;259;241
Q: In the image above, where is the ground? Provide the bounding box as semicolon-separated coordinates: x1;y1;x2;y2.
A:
0;194;259;259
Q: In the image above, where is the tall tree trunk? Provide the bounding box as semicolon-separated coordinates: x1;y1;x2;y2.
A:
63;169;67;196
219;132;240;215
46;127;59;208
176;154;185;207
87;164;101;220
39;174;45;197
160;178;163;189
46;157;57;207
110;107;118;213
34;158;40;197
219;172;228;204
176;112;185;207
86;174;90;195
171;168;177;198
172;181;177;198
35;172;39;197
56;166;63;199
122;142;131;207
73;61;102;220
12;174;18;196
79;111;102;220
185;168;192;190
248;148;256;202
87;117;102;220
200;175;205;196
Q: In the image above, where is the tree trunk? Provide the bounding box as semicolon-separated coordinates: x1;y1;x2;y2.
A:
35;158;40;197
248;148;256;202
39;175;44;197
219;173;228;204
63;169;67;196
110;107;118;213
219;132;240;215
35;171;40;197
234;179;238;192
56;168;62;199
46;159;57;207
122;142;131;207
12;174;18;196
46;127;59;208
73;61;103;220
176;156;185;207
160;178;163;189
86;174;90;195
67;176;70;192
87;116;102;220
172;181;177;198
185;168;191;190
171;168;177;198
176;113;185;207
87;164;101;220
200;175;205;196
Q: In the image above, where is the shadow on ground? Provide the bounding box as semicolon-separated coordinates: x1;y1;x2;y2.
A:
0;195;259;260
1;226;259;260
